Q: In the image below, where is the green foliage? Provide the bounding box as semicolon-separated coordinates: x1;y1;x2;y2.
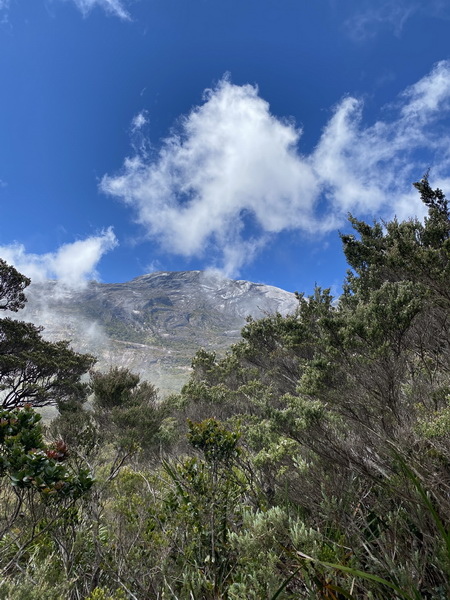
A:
0;579;67;600
227;506;320;599
417;394;450;437
172;177;450;598
2;179;450;598
0;404;93;499
91;367;141;410
0;259;30;313
0;259;95;410
0;260;97;596
0;317;95;410
187;417;240;463
91;367;166;455
85;588;126;600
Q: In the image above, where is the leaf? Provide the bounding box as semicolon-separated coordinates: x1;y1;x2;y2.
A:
269;567;301;600
295;550;415;600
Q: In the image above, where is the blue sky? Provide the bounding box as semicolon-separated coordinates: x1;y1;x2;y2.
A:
1;0;450;295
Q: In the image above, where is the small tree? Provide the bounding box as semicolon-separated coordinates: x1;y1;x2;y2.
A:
0;260;95;411
0;258;30;312
0;259;96;580
91;366;165;456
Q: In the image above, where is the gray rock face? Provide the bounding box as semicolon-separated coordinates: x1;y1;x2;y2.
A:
19;271;298;394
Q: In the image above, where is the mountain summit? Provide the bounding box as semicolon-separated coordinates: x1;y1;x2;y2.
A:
20;271;298;393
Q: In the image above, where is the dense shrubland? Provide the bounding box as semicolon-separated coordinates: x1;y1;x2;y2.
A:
0;175;450;598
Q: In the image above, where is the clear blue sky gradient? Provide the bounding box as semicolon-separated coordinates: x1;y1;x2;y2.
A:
1;0;450;294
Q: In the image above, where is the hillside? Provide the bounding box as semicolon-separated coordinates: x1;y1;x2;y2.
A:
19;270;298;393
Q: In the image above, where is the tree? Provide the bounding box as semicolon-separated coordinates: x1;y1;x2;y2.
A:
0;259;30;312
90;366;166;456
0;260;95;410
0;261;96;587
175;177;450;598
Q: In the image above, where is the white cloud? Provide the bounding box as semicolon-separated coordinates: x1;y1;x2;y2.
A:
0;228;118;288
0;0;132;20
61;0;130;19
129;110;150;158
131;111;148;132
64;0;131;19
400;60;450;122
344;0;450;41
102;78;319;275
344;1;418;40
102;62;450;276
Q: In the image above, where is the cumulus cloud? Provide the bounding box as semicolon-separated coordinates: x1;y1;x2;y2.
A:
102;79;319;275
102;62;450;276
0;228;117;288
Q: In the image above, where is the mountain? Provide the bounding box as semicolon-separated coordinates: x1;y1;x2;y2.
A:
19;271;298;394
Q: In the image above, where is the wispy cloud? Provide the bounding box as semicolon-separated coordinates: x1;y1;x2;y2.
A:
57;0;131;20
0;228;118;288
345;1;418;40
344;0;450;41
102;62;450;277
0;0;10;21
131;111;148;132
1;230;117;362
129;110;150;157
0;0;131;20
66;0;131;20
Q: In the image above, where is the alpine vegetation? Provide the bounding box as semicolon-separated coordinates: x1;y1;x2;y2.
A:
0;177;450;599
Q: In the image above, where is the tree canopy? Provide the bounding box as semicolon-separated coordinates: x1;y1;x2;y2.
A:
0;259;30;313
0;261;95;410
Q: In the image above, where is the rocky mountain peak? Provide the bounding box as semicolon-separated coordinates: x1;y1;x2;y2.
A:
19;271;298;394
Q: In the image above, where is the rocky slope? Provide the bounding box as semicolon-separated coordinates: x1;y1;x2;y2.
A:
19;271;298;394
